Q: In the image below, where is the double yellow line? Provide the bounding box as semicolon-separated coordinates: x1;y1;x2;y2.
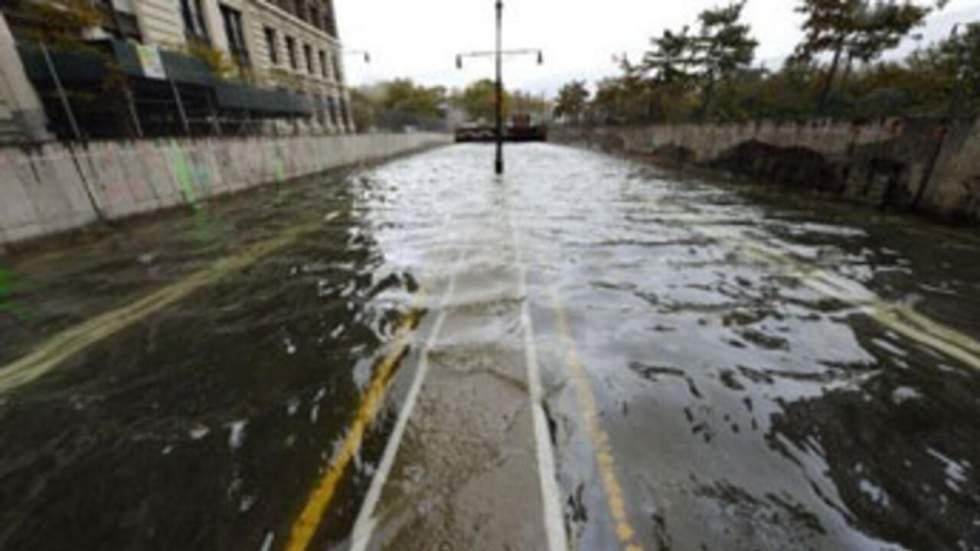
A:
0;222;321;394
285;289;428;551
549;286;644;551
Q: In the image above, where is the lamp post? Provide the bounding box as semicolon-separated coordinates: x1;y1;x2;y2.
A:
344;50;372;64
455;2;543;175
495;0;503;174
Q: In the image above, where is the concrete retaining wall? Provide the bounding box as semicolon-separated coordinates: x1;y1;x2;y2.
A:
554;118;980;223
0;132;450;246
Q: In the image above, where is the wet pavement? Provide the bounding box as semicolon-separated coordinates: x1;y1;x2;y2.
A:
1;143;980;551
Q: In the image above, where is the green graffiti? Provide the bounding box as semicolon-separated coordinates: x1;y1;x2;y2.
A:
168;141;212;243
275;158;286;185
169;141;200;207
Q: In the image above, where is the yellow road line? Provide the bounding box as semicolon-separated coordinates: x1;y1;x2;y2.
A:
737;239;980;371
0;221;321;394
285;289;428;551
548;286;643;551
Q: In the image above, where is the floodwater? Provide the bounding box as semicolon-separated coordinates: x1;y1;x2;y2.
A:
1;143;980;551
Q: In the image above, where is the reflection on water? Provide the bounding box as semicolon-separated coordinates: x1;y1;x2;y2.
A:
0;164;425;549
0;144;978;550
491;145;980;550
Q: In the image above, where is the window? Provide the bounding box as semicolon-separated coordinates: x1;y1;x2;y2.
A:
326;96;337;126
323;2;337;37
338;96;348;126
99;0;142;41
315;95;326;124
264;27;278;65
285;36;297;70
180;0;209;42
332;52;342;83
293;0;306;21
309;4;320;30
304;44;313;73
220;5;250;68
318;50;328;78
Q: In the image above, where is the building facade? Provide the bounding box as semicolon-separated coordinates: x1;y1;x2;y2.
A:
0;12;49;143
103;0;352;133
0;0;354;142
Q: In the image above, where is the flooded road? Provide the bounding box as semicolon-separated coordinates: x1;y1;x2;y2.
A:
1;143;980;551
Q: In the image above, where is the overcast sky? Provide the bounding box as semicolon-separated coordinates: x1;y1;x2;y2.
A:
336;0;980;96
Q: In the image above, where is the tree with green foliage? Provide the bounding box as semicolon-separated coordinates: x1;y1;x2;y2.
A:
350;79;448;131
936;22;980;109
642;26;699;87
692;1;758;116
379;79;446;119
510;91;549;119
793;0;948;107
349;88;376;133
591;58;674;123
452;79;510;123
3;0;101;46
567;0;974;125
898;22;980;114
639;2;757;118
553;80;590;122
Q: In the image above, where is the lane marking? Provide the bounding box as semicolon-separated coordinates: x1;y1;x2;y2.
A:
735;238;980;371
511;224;570;551
0;221;323;394
347;257;462;551
548;286;643;551
286;287;430;551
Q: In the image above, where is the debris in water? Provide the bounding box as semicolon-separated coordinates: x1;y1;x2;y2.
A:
189;424;210;440
284;336;297;355
137;253;158;265
228;420;247;450
239;495;256;513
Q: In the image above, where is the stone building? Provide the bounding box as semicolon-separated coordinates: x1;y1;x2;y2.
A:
0;0;354;141
0;12;49;142
144;0;352;131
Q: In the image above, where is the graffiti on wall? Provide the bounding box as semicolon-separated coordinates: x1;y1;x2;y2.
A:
168;141;215;243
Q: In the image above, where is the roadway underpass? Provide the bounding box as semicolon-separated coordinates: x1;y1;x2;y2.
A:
1;144;979;551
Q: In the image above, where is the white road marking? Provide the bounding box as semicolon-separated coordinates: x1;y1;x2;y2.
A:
511;221;570;551
348;255;462;551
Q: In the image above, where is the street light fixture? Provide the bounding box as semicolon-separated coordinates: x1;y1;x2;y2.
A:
454;1;544;175
345;50;371;64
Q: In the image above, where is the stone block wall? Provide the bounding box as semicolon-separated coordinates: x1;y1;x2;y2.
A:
553;118;980;223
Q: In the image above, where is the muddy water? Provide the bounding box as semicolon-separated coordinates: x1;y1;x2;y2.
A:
1;144;979;551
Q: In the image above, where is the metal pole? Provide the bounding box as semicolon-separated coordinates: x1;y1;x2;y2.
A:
205;90;221;137
495;0;504;175
124;84;144;139
168;76;191;137
40;42;81;141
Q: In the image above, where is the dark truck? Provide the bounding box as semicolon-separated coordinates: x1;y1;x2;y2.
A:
455;114;548;143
